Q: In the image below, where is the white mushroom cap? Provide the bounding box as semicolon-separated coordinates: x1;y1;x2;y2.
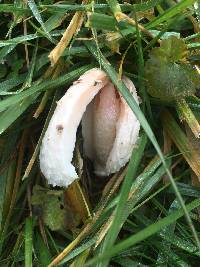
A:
39;68;109;187
104;76;140;174
82;75;140;176
82;81;120;169
39;68;140;187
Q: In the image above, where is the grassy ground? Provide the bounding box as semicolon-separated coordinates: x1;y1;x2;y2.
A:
1;0;200;266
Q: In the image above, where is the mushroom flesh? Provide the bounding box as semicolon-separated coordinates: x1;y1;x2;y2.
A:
39;68;140;187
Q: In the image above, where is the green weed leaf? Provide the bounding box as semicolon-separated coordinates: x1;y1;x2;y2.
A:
145;37;200;100
150;36;188;63
32;186;80;231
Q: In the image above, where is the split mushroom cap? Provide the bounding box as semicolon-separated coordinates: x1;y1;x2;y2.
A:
39;68;140;187
82;76;140;176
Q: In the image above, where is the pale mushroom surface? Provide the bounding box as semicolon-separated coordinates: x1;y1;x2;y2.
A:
39;68;109;187
105;76;140;175
40;68;140;187
82;82;120;169
82;76;140;176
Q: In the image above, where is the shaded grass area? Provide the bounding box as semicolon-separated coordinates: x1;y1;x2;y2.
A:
0;0;200;266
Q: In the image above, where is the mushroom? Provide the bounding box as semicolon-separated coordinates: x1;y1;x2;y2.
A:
39;68;140;187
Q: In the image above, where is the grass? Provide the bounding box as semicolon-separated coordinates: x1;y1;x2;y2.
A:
0;0;200;266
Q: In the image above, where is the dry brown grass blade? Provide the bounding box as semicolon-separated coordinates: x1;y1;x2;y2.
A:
48;233;84;267
115;12;161;43
48;168;127;266
95;216;112;248
33;60;65;118
48;209;100;267
32;64;56;119
95;169;127;247
185;125;200;186
69;248;90;267
1;129;28;239
9;129;28;212
23;0;30;68
64;180;91;222
39;218;49;248
95;155;162;248
48;0;88;66
176;99;200;138
161;110;200;180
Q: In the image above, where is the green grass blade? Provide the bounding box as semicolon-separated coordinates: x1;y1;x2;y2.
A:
134;11;152;119
146;0;196;29
0;160;16;233
87;13;117;31
22;91;58;180
24;41;38;88
106;0;121;15
162;110;200;178
104;156;163;214
84;40;200;255
0;64;93;114
27;0;52;41
0;45;16;62
97;134;147;267
42;1;162;13
0;34;38;47
0;74;26;94
34;231;51;267
59;238;96;265
0;95;38;135
0;4;28;13
25;217;33;267
85;198;200;266
70;249;90;267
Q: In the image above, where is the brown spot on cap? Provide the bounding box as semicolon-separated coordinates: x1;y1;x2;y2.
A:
73;79;82;85
93;80;102;86
56;124;64;134
115;90;120;99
